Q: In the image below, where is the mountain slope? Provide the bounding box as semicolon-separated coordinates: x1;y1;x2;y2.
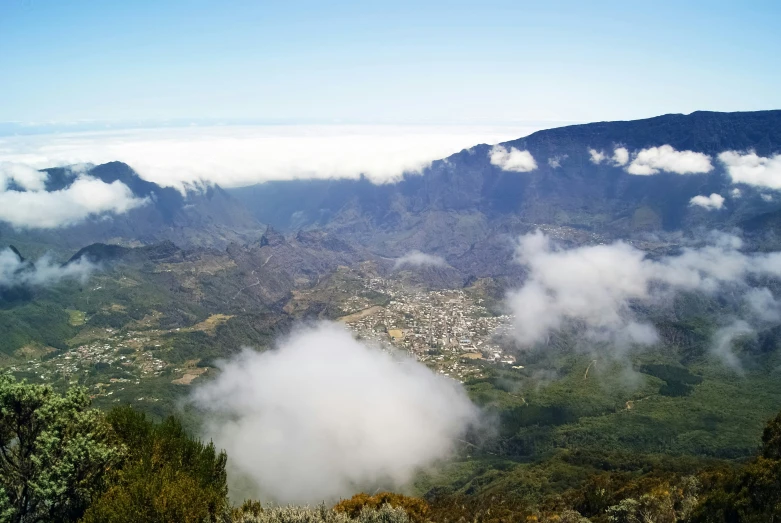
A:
230;110;781;264
1;162;263;251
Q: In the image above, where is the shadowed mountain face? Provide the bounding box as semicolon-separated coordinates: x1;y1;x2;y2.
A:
4;110;781;291
229;110;781;263
1;162;263;250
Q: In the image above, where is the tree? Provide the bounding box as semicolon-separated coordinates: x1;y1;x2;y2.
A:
761;410;781;460
0;374;121;523
604;476;700;523
691;410;781;522
81;407;230;523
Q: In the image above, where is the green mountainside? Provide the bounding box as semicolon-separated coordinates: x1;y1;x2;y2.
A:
3;111;781;520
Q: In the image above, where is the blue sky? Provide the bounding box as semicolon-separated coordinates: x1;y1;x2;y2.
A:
1;0;779;126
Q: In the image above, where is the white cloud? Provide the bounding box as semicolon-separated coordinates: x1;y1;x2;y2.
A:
731;188;742;198
488;145;538;172
745;287;781;323
626;145;713;175
0;162;48;191
507;232;657;348
711;320;753;371
506;231;781;357
547;155;567;169
612;147;629;166
0;248;96;293
394;251;447;270
689;193;725;210
718;151;781;190
589;147;630;167
589;149;606;164
762;193;774;202
192;322;478;503
0;125;540;188
0;175;148;229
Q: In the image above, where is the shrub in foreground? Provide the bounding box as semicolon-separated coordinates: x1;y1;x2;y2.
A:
233;503;409;523
0;374;121;523
334;492;429;523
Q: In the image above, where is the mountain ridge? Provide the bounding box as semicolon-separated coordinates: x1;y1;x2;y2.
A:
0;162;264;251
228;110;781;268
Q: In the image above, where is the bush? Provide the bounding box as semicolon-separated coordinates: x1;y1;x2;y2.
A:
233;503;409;523
0;374;121;522
676;410;781;522
334;492;429;523
689;457;781;522
427;492;534;523
604;476;700;523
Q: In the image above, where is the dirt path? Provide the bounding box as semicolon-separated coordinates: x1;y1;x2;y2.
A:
584;359;597;379
232;278;261;300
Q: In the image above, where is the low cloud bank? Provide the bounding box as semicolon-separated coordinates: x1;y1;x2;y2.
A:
0;162;147;229
0;162;49;191
626;145;713;175
394;251;447;270
690;193;725;210
506;231;781;366
588;145;781;200
719;151;781;190
0;248;96;292
589;145;781;194
589;145;713;175
489;145;538;172
192;322;478;503
0;125;539;188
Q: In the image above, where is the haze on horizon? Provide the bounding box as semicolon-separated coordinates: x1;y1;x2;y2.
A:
1;0;780;187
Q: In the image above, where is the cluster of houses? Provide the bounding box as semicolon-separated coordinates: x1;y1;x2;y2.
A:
342;279;521;380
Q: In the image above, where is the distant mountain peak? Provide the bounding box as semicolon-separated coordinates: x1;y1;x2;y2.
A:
7;245;24;263
227;110;781;266
259;226;286;248
68;243;130;265
2;161;263;251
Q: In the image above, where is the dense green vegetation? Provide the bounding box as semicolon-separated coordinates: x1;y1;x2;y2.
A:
457;349;781;462
0;301;77;355
0;255;290;426
0;375;229;522
82;407;230;523
0;375;781;523
3;238;781;521
417;409;781;522
2;373;781;522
